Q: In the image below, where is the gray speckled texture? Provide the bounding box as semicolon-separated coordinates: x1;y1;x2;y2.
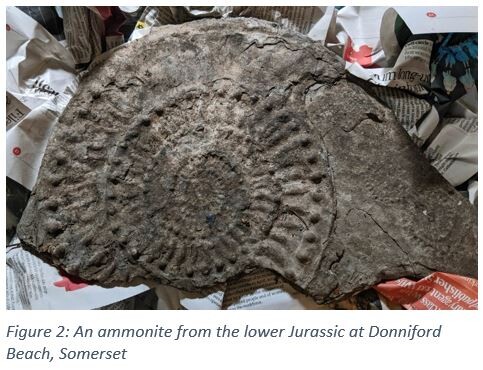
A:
17;18;477;304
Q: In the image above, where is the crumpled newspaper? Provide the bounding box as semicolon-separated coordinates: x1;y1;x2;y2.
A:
6;6;77;191
376;272;477;310
61;6;127;66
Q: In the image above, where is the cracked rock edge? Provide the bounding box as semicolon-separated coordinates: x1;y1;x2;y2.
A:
17;18;477;304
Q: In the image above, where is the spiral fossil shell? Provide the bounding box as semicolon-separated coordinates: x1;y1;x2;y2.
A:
17;18;477;304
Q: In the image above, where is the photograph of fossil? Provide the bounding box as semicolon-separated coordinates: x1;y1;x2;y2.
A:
15;17;477;306
7;6;478;310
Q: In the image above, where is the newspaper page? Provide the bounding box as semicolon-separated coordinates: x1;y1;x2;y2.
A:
425;118;477;186
221;270;330;310
170;270;361;310
61;6;127;66
61;6;103;65
394;6;478;35
6;238;149;310
336;6;389;68
369;85;435;146
346;36;433;92
178;288;224;310
6;6;77;191
6;92;30;131
342;7;477;91
178;270;325;310
375;272;478;310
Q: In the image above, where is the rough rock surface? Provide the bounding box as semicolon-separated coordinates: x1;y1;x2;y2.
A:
17;18;477;304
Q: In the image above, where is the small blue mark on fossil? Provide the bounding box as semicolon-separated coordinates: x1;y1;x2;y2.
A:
206;213;216;226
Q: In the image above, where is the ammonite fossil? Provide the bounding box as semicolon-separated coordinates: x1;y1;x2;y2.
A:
17;18;477;304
